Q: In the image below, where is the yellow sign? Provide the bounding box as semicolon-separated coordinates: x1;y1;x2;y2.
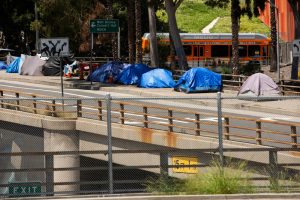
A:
172;156;199;174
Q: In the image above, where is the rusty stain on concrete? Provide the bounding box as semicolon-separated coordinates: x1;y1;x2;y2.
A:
166;132;176;147
141;128;153;143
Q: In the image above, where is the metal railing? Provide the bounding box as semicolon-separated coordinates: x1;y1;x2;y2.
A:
0;90;299;148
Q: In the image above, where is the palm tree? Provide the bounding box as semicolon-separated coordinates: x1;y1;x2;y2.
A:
107;0;118;61
269;0;278;72
127;0;135;64
231;0;240;75
135;0;143;64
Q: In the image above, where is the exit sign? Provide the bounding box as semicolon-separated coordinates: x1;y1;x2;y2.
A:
90;19;119;33
9;182;41;196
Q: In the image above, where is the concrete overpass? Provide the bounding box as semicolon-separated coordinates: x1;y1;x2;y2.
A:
1;105;300;195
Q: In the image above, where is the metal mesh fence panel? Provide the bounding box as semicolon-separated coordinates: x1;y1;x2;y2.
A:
0;95;300;197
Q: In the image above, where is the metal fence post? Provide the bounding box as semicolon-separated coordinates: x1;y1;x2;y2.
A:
291;126;297;148
45;154;54;195
195;113;200;136
77;100;82;117
98;100;103;121
269;150;279;187
120;103;125;124
106;94;113;194
15;92;20;111
217;92;224;166
143;106;148;128
224;117;229;140
160;152;169;175
0;90;3;108
32;95;37;114
168;110;173;132
256;121;262;145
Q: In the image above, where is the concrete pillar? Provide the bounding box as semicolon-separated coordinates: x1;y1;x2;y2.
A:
42;118;79;194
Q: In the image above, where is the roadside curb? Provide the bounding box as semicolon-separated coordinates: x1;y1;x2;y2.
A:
7;193;300;200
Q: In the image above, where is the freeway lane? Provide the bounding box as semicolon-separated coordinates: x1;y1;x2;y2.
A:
0;81;299;148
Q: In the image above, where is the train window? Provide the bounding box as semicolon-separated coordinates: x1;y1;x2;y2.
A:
193;46;198;57
238;45;247;57
183;45;192;56
248;45;260;57
212;45;229;57
262;46;267;57
199;46;204;56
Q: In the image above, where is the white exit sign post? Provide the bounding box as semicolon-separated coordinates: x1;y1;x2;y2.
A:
9;182;41;196
293;39;300;57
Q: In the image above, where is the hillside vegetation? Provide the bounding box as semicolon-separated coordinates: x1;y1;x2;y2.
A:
157;0;270;35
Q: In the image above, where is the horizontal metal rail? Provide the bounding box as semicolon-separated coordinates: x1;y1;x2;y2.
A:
0;90;299;148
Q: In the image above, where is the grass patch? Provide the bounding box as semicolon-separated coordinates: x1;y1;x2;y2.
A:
157;0;230;33
146;160;254;194
157;0;269;34
211;16;270;35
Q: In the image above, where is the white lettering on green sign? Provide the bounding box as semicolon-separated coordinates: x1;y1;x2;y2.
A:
9;182;41;196
90;19;119;33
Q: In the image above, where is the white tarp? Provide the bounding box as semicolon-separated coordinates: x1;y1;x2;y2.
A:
20;55;46;76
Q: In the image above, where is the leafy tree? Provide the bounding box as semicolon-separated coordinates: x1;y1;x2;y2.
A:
38;0;99;54
0;0;35;53
287;0;300;80
205;0;268;76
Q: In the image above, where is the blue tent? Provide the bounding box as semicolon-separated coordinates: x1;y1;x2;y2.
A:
139;68;175;88
87;61;127;83
6;57;21;73
0;61;7;70
174;67;222;93
117;63;152;85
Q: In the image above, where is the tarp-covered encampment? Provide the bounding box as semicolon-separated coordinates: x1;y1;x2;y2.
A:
174;67;222;93
117;63;152;85
17;54;26;74
6;57;21;73
0;61;7;70
87;61;127;83
42;56;75;76
237;73;280;97
20;55;46;76
139;68;175;88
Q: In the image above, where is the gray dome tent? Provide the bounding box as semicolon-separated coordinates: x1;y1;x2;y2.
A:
237;73;280;97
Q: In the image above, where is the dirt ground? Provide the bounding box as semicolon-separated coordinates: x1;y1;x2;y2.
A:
261;64;292;80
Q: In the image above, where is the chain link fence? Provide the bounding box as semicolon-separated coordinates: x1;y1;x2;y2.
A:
0;94;300;197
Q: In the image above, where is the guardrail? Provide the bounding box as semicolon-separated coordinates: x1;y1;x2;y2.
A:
0;89;299;149
0;148;300;196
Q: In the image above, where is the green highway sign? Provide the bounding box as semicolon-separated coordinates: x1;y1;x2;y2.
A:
9;182;41;196
90;19;119;33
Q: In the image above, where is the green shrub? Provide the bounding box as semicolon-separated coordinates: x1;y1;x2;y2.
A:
145;160;254;195
239;61;261;76
183;160;253;194
145;174;184;194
